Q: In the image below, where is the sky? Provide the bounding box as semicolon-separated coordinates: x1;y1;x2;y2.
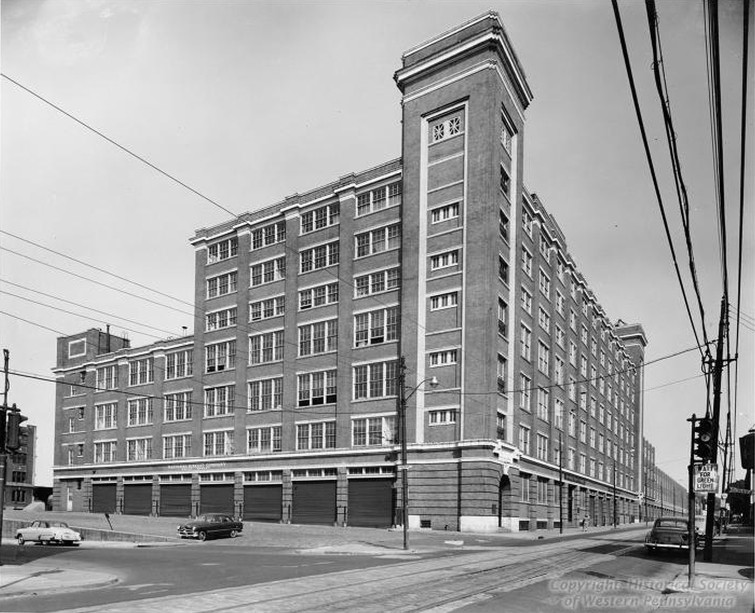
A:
1;0;752;492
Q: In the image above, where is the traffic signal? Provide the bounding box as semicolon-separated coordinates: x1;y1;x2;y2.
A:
694;417;715;462
5;408;28;451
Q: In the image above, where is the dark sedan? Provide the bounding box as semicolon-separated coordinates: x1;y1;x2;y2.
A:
177;514;243;541
644;516;699;554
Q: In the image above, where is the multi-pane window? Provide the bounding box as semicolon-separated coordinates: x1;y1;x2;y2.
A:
556;258;565;282
519;425;530;455
569;342;577;366
599;432;605;453
538;269;551;298
205;340;236;373
568;411;577;436
431;202;460;223
206;307;237;331
498;256;509;284
580;420;587;443
250;296;285;321
520;325;532;360
429;409;457;425
522;207;533;236
568;377;577;401
127;437;152;461
204;430;234;456
129;358;154;386
539;234;550;261
298;319;338;356
95;402;117;430
537;388;549;421
247;426;282;453
521;288;532;314
580;354;588;377
353;361;398;400
297;370;337;407
301;202;339;234
207;271;238;298
570;310;577;331
568;448;576;470
501;114;513;154
164;391;192;422
580;453;587;474
520;473;531;502
522;247;533;276
352;416;396;446
519;374;531;410
500;165;511;197
356;182;401;216
300;241;339;273
248;377;283;412
166;349;193;380
499;209;509;241
249;330;284;364
354;307;399;347
430;250;459;271
297;421;337;450
355;224;400;257
536;434;549;461
429;349;458;366
68;416;75;433
204;385;234;417
537;342;550;374
250;257;286;287
555;397;564;429
251;221;286;250
430;292;458;310
538;307;550;332
300;282;339;309
556;291;565;316
498;298;508;336
431;115;462;143
94;441;116;463
555;356;565;385
127;398;153;426
207;237;238;263
163;434;192;459
590;427;596;448
497;354;507;392
96;365;118;390
555;325;565;348
354;268;400;298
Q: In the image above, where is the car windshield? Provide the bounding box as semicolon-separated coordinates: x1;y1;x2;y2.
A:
657;519;687;529
49;522;69;528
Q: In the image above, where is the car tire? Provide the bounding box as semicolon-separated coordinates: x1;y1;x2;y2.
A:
17;535;24;545
230;530;238;538
198;531;207;542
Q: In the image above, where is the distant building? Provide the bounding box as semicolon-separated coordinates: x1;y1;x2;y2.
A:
642;436;689;519
4;424;35;508
52;12;646;531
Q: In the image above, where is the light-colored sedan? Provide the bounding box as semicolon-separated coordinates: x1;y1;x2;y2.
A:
16;520;82;546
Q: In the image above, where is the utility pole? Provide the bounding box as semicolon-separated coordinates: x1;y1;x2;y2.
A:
397;356;408;551
0;349;11;566
558;431;564;534
613;460;617;528
687;414;697;589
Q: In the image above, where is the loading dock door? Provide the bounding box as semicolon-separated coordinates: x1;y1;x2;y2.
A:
123;484;152;515
200;484;234;515
159;484;192;517
91;484;116;513
243;485;282;522
292;481;336;525
348;479;394;528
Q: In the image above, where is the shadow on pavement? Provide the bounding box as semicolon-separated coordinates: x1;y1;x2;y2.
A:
1;543;83;566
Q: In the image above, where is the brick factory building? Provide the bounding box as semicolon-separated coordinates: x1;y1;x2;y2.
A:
52;12;646;532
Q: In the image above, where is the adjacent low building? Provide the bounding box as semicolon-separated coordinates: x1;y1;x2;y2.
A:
3;423;36;509
52;12;646;532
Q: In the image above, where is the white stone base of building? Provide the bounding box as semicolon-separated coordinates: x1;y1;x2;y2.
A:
459;515;506;533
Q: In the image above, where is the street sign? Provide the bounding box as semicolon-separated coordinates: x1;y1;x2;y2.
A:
693;463;719;493
728;487;753;495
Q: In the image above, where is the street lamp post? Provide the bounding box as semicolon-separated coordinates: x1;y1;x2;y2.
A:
613;460;617;528
397;356;438;550
558;431;564;534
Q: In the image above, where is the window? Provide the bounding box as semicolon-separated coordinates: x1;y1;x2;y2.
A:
251;221;286;250
164;391;192;422
205;339;236;373
537;342;550;374
127;438;152;461
499;209;509;241
568;342;577;366
163;434;192;459
301;202;339;233
555;356;565;385
250;257;286;287
500;165;511;197
580;354;588;377
522;207;533;236
556;291;565;316
555;325;565;348
127;397;153;426
497;298;508;337
590;427;596;448
95;402;117;430
354;307;399;347
431;115;462;143
206;307;237;331
519;425;530;455
353;361;398;400
538;307;550;332
590;458;596;478
498;256;509;284
497;354;507;393
68;339;86;358
352;416;396;446
580;453;587;474
355;224;400;257
520;325;532;360
537;387;549;421
248;377;283;412
539;234;550;261
598;432;605;453
568;377;577;401
94;441;116;463
96;365;118;390
249;330;284;364
68;415;75;433
356;182;401;216
300;282;339;309
430;349;458;367
430;292;458;310
300;241;340;273
431;202;460;224
579;420;587;443
166;349;193;380
568;448;576;470
570;310;577;331
205;430;235;456
299;319;338;356
536;434;549;461
538;269;551;298
555;397;564;429
354;268;400;297
430;250;459;271
204;385;234;418
297;370;337;407
207;237;238;263
250;296;285;321
207;270;238;298
296;421;336;450
519;374;531;411
129;358;154;386
521;247;533;276
501;111;513;154
556;258;565;282
429;409;457;425
521;288;532;315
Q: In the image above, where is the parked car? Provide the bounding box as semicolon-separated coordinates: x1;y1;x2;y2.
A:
644;516;699;554
177;514;243;541
16;520;82;546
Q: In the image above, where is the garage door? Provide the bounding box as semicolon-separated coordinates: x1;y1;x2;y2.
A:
243;485;282;522
200;484;234;515
348;478;394;528
159;484;192;517
123;484;152;515
91;484;116;513
292;481;336;525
